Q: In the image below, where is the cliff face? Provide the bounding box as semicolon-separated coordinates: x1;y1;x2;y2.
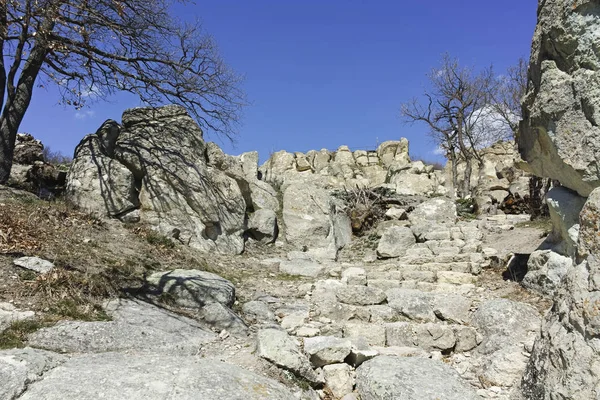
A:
518;0;600;197
519;1;600;399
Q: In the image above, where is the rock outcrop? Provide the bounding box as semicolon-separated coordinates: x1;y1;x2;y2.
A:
259;139;447;196
17;352;297;400
2;169;557;399
356;356;480;400
518;2;600;399
67;105;248;254
518;0;600;197
13;133;44;164
8;133;67;198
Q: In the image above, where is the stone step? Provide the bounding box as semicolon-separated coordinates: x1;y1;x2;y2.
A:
385;321;480;353
339;321;480;354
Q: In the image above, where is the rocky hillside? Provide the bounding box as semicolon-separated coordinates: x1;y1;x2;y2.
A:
1;176;553;400
0;106;555;400
1;0;599;399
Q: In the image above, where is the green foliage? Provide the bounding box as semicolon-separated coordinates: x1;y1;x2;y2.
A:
18;270;38;281
145;231;176;249
0;319;46;349
456;198;478;218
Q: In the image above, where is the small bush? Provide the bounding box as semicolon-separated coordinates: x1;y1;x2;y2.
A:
145;231;176;249
334;187;387;235
456;198;478;218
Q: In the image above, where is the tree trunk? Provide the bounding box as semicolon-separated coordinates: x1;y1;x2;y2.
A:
529;176;552;219
0;115;18;183
449;150;459;198
0;74;41;184
455;113;473;198
0;8;54;184
462;155;472;198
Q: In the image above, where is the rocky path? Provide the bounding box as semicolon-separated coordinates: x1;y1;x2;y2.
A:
1;207;551;400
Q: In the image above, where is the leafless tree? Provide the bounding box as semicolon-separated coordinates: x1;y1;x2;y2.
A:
490;57;528;134
492;57;550;218
401;54;495;198
0;0;246;183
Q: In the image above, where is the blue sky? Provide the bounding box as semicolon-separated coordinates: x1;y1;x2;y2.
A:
19;0;538;164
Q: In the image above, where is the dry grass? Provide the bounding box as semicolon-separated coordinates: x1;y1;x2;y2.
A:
334;187;388;235
0;194;211;329
515;217;553;235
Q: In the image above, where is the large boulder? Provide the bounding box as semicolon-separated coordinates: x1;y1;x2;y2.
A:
471;299;541;388
10;133;68;198
388;165;445;197
523;250;572;296
282;183;351;252
247;209;278;243
475;141;529;212
66;126;139;217
13;133;44;164
206;144;280;213
517;2;600;397
260;150;296;188
116;106;247;254
66;105;247;254
356;356;479;400
256;328;322;385
522;256;600;399
518;0;600;197
145;269;236;308
18;352;298;400
282;183;331;246
546;186;587;257
376;139;410;168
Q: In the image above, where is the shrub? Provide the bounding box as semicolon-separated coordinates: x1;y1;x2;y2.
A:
334;187;388;235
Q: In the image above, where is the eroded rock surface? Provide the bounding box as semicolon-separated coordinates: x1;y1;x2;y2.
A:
0;348;65;400
517;2;600;399
518;0;600;197
19;352;298;400
356;356;480;400
27;299;216;354
67;106;247;254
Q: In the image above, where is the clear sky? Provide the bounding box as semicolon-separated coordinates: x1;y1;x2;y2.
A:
19;0;538;164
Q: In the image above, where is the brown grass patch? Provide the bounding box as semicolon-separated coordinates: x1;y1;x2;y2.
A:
0;194;211;331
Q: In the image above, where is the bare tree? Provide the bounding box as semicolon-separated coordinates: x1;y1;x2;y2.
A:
490;57;528;134
0;0;246;183
401;54;495;198
491;57;550;218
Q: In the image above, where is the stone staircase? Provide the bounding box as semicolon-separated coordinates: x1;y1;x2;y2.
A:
251;215;544;399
